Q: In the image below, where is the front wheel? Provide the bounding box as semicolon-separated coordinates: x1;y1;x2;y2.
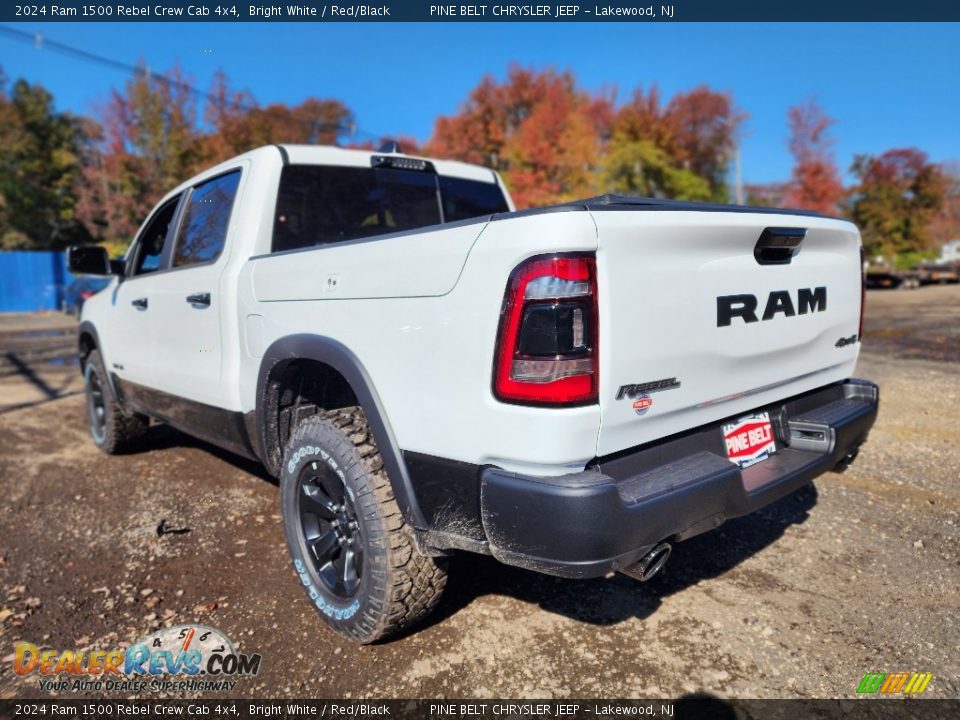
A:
280;408;447;643
83;350;148;454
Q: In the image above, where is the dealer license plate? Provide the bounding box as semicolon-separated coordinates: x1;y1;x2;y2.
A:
722;411;777;468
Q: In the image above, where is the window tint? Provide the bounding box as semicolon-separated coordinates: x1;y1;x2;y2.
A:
131;196;180;276
273;166;439;252
272;165;509;253
439;175;510;222
173;170;241;268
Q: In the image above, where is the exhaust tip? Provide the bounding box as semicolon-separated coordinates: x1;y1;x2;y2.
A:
832;446;861;473
620;542;672;582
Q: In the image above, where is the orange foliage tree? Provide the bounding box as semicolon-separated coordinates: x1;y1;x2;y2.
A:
77;63;200;246
428;66;611;207
203;70;353;164
783;98;844;214
430;69;743;207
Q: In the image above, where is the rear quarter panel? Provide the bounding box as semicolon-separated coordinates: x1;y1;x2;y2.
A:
237;209;602;475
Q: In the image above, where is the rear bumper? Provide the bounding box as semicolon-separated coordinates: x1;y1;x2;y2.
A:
480;378;878;578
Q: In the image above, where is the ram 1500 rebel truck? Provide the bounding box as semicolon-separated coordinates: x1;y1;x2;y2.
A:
70;144;878;643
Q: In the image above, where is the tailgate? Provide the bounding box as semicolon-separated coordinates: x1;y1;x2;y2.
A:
594;208;863;457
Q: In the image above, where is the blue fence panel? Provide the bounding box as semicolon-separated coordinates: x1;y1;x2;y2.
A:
0;251;70;312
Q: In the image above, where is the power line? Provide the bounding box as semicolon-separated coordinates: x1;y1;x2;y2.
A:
0;24;381;140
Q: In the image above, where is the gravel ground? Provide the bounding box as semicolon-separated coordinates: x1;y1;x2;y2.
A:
0;288;957;700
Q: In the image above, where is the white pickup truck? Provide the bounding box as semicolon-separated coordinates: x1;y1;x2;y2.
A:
70;144;878;643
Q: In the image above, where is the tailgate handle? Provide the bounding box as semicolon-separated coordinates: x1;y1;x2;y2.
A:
754;227;806;265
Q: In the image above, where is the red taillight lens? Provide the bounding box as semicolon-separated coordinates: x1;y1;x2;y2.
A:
493;254;598;406
859;246;866;342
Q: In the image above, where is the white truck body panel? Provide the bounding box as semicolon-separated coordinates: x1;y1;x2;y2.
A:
251;221;489;301
593;210;862;456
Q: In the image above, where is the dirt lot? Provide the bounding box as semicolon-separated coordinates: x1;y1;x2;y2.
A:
0;286;958;700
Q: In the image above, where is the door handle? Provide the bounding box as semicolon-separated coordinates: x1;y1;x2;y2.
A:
186;292;211;307
131;297;148;310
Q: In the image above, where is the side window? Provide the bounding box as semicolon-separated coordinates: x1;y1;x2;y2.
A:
439;176;510;221
131;195;181;276
272;166;441;253
173;170;241;268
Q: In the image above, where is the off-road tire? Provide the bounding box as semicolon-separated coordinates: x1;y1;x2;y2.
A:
83;350;149;454
280;407;447;643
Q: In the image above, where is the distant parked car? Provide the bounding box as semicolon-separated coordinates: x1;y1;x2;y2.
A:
64;276;111;315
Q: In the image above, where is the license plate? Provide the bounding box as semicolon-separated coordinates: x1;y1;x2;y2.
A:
722;411;777;468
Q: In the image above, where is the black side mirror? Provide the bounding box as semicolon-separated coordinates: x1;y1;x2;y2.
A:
68;246;112;276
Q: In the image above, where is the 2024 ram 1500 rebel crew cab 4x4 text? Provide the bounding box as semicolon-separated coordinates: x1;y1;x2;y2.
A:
70;144;878;642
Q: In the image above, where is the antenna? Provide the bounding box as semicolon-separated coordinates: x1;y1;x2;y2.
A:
378;140;403;154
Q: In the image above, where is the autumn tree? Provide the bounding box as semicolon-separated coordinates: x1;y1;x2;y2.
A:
345;135;424;155
783;98;844;213
0;75;93;249
663;86;744;200
502;70;605;206
76;62;201;245
850;148;947;259
202;70;353;164
428;66;608;207
928;160;960;247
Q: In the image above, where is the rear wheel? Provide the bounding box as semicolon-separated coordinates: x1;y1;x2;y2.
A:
280;408;447;643
83;350;148;454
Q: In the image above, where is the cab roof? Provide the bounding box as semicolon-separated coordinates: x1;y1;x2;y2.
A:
277;144;499;185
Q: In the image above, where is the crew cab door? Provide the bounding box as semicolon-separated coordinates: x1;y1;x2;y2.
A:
109;193;185;389
148;169;243;409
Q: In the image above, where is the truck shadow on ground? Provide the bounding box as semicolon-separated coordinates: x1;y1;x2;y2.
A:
421;484;819;632
130;423;817;632
141;424;279;485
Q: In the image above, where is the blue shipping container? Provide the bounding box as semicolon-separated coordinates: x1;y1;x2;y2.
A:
0;251;70;312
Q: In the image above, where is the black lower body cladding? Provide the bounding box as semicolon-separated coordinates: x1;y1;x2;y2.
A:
413;378;878;578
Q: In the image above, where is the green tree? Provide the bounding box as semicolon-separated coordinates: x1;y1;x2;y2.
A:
0;75;92;249
602;138;711;200
608;84;744;202
850;148;947;259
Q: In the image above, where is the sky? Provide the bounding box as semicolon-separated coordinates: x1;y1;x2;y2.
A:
1;21;958;184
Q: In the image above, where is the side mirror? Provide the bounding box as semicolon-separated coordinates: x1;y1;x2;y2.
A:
68;245;112;276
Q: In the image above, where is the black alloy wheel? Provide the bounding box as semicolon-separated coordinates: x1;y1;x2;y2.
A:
298;461;363;598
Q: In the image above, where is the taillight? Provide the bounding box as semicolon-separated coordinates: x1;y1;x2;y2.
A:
493;253;598;406
859;246;866;342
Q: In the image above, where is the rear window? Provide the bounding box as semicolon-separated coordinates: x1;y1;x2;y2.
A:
272;165;508;253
